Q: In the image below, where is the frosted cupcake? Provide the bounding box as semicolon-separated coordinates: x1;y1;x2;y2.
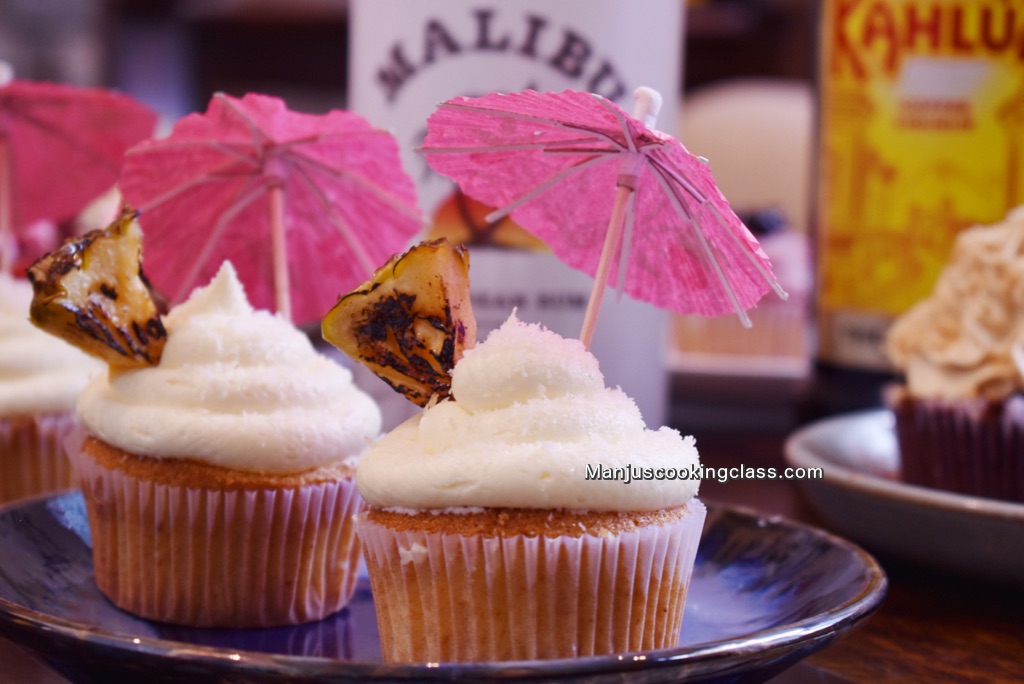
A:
886;206;1024;502
64;262;382;627
0;274;102;503
356;312;706;662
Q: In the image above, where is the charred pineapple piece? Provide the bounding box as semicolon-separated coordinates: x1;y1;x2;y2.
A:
323;238;476;407
27;207;166;368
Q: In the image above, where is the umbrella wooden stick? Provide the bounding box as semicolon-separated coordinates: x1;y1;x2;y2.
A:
0;139;11;275
580;183;632;348
269;182;291;321
579;87;662;348
0;64;12;274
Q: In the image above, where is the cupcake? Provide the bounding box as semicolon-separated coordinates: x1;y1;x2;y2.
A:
354;311;706;662
58;261;382;627
0;273;102;503
885;206;1024;502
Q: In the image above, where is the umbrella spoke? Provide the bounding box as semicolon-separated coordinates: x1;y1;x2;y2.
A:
172;176;268;302
439;100;628;152
542;147;620;157
647;160;752;327
421;137;611;155
134;159;258;213
132;139;261;170
291;163;379;277
594;96;638;154
647;154;707;204
651;157;787;302
288;151;424;224
215;92;273;157
485;153;609;223
706;200;789;301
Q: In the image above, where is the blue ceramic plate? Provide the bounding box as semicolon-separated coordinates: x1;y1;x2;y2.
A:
0;492;885;684
785;409;1024;586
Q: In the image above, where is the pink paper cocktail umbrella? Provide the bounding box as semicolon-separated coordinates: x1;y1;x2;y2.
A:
422;87;787;347
0;67;157;274
120;92;423;324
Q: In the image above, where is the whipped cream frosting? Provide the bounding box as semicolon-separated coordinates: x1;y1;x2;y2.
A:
77;262;382;473
0;274;103;416
887;206;1024;400
357;312;701;512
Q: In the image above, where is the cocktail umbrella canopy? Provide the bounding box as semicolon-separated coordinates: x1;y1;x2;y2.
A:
0;65;157;273
120;92;423;323
422;87;786;346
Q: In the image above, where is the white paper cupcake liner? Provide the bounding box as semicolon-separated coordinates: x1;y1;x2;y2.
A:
65;430;366;628
0;412;77;504
357;499;706;662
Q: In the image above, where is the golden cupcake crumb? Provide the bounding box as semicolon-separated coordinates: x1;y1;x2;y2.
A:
365;505;691;538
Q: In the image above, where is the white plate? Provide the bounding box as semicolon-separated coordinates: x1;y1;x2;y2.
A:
784;410;1024;586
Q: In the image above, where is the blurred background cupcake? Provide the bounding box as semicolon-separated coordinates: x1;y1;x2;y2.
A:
886;206;1024;503
1;55;156;505
0;273;102;504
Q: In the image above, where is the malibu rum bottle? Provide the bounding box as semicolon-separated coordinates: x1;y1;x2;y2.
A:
348;0;684;428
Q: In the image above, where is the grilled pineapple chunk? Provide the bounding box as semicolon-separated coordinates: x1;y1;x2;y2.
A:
323;238;476;407
27;207;166;368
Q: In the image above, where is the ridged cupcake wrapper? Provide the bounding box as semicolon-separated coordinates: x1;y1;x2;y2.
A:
889;390;1024;502
0;412;77;504
357;500;706;662
65;429;366;628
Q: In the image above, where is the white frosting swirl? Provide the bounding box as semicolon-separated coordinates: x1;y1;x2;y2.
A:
357;312;700;511
0;274;103;416
77;262;382;473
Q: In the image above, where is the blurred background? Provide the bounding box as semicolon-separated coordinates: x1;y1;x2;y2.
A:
0;0;819;433
7;7;1024;684
0;0;815;115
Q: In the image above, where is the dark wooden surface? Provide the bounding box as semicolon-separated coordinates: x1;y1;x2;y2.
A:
3;418;1023;682
695;427;1024;684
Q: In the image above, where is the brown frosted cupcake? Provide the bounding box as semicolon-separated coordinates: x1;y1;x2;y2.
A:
885;206;1024;502
0;273;102;504
62;262;382;627
354;312;706;662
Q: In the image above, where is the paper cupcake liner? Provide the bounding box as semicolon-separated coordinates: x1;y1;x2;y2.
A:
888;388;1024;502
0;412;77;504
65;430;366;628
357;500;706;662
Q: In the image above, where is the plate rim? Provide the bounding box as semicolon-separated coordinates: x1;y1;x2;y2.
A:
784;409;1024;522
0;493;887;679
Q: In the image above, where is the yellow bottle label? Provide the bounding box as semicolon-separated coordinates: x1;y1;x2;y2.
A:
817;0;1024;369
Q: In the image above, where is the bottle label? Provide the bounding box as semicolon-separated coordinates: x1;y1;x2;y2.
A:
817;0;1024;370
349;0;682;213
